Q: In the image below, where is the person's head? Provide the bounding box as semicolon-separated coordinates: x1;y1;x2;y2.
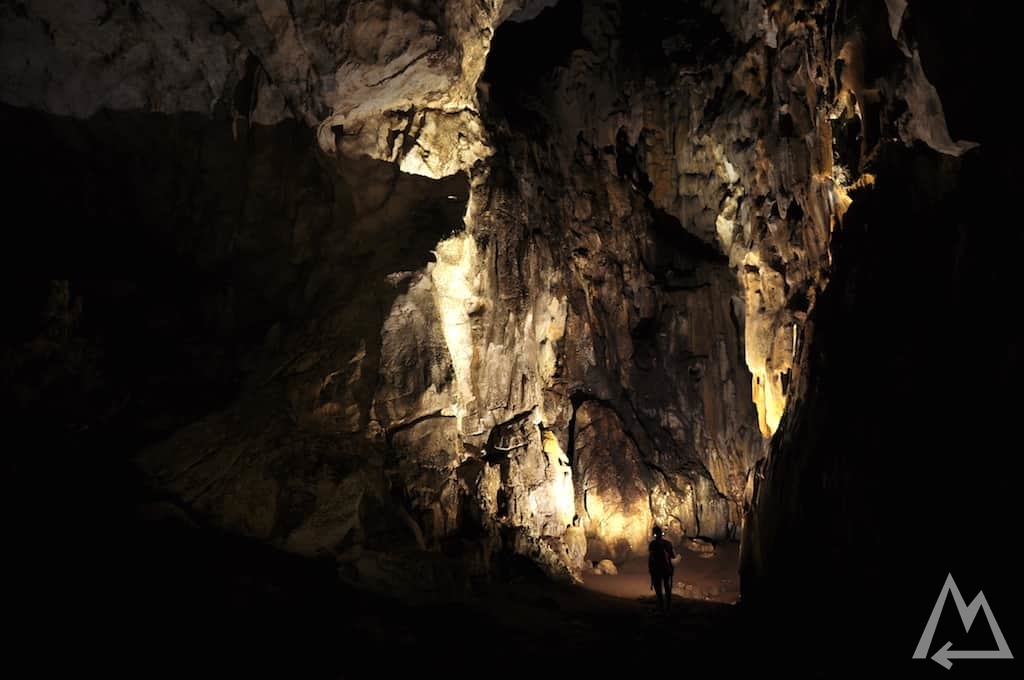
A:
652;525;663;537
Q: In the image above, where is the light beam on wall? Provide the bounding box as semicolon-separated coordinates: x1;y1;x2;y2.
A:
539;428;576;532
430;222;482;435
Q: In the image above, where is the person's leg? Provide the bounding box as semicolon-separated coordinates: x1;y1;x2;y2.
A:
652;575;664;611
663;574;672;610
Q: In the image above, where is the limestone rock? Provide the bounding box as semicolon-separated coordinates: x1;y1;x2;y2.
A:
562;523;588;572
684;537;716;556
6;0;998;608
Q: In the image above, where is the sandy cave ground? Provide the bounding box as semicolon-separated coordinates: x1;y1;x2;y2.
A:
580;540;742;605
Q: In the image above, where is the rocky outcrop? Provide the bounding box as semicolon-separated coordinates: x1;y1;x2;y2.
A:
0;0;555;177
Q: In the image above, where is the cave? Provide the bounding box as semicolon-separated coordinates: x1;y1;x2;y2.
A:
3;1;1020;677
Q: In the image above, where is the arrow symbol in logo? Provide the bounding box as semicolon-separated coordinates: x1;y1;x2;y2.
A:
931;641;1013;670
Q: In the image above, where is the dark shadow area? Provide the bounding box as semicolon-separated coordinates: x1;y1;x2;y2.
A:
741;139;1022;678
1;103;466;454
480;0;588;131
641;205;729;287
618;0;733;83
0;105;338;457
900;2;1014;149
1;105;469;673
740;6;1021;675
9;505;746;677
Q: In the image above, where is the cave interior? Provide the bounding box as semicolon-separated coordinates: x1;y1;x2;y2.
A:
2;0;1020;677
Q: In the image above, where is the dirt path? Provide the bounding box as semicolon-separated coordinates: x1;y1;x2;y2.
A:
580;541;741;605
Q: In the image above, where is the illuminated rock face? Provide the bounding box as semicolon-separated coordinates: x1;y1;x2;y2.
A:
2;0;1006;607
0;0;554;176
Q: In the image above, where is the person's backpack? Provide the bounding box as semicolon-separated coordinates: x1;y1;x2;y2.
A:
649;538;673;573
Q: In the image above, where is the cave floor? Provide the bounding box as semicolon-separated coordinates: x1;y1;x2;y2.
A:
19;517;829;678
579;542;741;604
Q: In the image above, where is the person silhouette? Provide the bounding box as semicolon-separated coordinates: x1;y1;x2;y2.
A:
648;525;676;612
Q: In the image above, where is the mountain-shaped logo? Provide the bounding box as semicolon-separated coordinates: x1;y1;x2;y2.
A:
913;573;1014;669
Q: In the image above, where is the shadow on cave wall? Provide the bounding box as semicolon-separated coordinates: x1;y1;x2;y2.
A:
739;0;1022;665
480;0;588;132
1;102;468;600
742;142;1021;677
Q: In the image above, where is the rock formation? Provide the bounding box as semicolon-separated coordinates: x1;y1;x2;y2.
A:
3;3;1017;657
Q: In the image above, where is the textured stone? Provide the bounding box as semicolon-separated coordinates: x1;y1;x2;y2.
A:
3;0;997;607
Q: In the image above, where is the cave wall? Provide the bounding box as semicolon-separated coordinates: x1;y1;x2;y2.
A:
1;100;470;596
5;1;1017;635
3;0;779;594
737;0;1021;669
